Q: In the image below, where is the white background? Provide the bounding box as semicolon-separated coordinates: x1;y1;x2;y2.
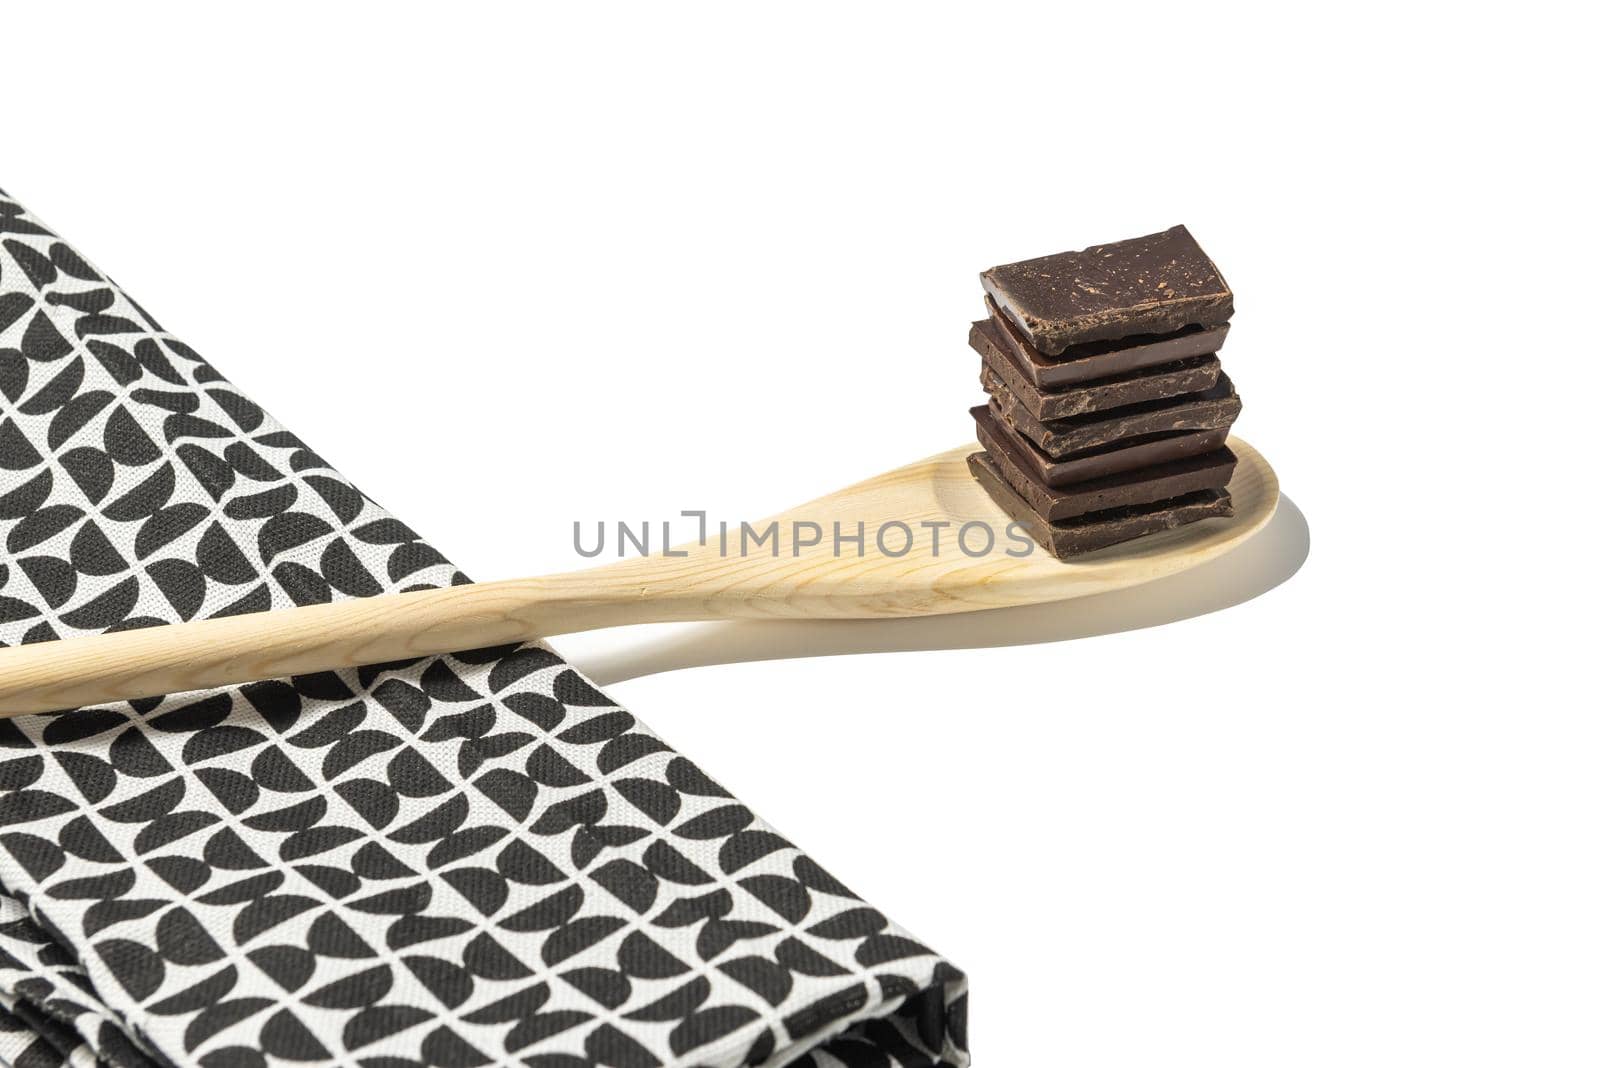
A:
5;3;1596;1064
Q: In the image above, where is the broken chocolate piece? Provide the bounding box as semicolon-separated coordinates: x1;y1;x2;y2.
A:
968;450;1235;559
971;317;1221;420
975;409;1236;521
980;226;1233;355
970;404;1231;487
985;369;1241;460
983;295;1231;388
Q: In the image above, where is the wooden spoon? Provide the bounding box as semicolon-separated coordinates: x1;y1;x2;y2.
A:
0;437;1277;715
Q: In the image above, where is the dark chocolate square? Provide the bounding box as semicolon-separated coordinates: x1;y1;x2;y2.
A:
969;404;1231;488
980;225;1233;355
971;317;1222;420
982;294;1231;388
968;451;1235;559
974;408;1237;522
985;368;1241;460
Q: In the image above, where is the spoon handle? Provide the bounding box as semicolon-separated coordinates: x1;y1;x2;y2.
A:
0;571;699;716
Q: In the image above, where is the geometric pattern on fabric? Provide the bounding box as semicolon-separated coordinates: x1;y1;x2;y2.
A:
0;188;968;1068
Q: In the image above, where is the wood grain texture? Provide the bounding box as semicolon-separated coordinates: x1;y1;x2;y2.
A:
0;437;1277;716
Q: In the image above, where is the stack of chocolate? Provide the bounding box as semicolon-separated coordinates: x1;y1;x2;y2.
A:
966;225;1243;558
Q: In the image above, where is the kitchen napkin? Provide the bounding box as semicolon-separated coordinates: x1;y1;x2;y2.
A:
0;189;967;1068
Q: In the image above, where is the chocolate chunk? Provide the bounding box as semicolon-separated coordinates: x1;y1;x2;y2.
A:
980;226;1233;355
975;407;1236;521
984;295;1230;388
971;404;1231;487
985;369;1241;460
968;450;1235;559
971;317;1221;420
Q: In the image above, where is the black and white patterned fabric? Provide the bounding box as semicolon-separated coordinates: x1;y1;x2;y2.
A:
0;189;967;1068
